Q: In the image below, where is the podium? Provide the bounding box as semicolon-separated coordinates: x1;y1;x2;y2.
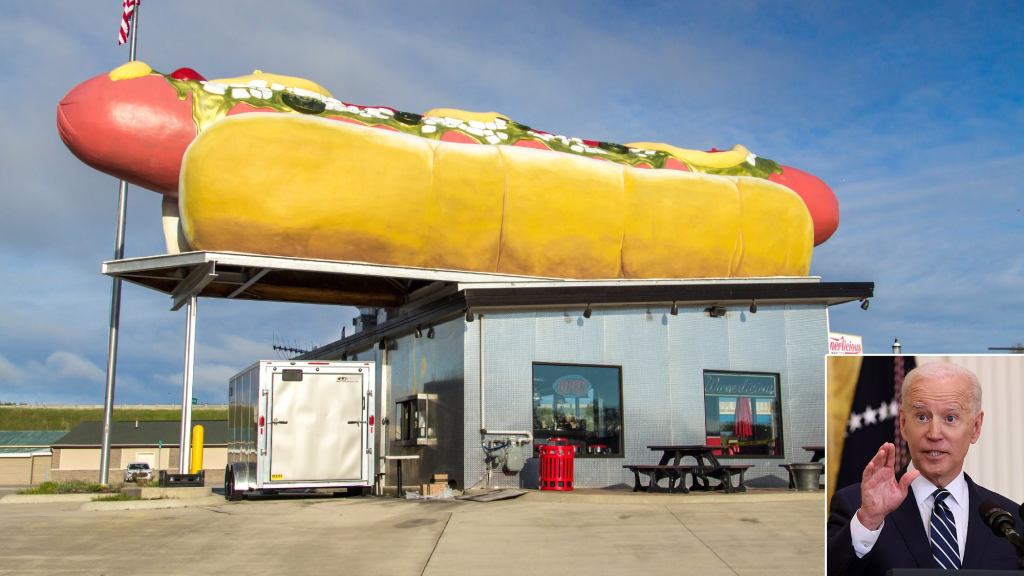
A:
888;565;1024;569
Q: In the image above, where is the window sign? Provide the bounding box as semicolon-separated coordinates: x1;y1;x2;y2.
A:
533;363;623;458
703;371;783;458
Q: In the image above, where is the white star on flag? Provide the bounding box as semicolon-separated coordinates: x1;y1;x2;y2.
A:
863;404;878;425
849;412;863;432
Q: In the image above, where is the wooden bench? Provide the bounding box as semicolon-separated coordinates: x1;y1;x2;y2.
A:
623;465;697;493
699;464;754;493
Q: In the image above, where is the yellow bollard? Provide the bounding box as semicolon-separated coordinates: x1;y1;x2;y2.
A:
189;424;204;475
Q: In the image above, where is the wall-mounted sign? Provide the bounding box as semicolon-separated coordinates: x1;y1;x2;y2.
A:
703;372;778;397
828;332;863;355
553;375;592;398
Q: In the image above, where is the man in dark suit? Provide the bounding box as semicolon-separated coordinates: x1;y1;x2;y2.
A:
828;362;1023;575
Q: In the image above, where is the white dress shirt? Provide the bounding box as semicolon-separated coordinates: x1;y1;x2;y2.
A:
850;469;969;559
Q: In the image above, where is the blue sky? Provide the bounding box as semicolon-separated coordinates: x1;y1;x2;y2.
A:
0;1;1021;404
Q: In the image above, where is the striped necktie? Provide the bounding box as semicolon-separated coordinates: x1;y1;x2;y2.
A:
930;488;961;570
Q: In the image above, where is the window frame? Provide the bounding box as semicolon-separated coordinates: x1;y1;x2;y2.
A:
702;369;785;460
395;393;438;447
531;361;625;459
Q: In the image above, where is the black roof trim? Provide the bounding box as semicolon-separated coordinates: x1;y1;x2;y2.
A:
463;281;873;308
52;420;228;447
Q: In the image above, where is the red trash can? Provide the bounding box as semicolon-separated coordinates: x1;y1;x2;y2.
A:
538;438;574;491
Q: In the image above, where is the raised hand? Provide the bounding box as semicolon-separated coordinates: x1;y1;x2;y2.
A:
856;442;920;530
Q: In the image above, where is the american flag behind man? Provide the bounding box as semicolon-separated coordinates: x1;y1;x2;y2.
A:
827;355;916;503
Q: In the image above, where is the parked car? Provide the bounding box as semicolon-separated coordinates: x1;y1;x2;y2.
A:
124;462;154;483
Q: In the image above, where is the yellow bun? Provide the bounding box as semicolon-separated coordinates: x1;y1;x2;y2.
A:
179;115;813;279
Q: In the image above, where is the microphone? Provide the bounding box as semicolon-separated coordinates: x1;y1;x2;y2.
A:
979;500;1024;548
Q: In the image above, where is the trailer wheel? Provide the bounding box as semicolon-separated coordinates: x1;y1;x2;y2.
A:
225;467;242;501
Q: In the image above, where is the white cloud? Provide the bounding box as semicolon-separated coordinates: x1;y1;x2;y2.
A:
46;351;104;383
0;354;24;384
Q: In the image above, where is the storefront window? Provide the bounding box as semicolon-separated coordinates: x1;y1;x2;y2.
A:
532;363;623;458
703;371;783;458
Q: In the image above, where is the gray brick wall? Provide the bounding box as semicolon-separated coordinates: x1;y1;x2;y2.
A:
463;303;828;489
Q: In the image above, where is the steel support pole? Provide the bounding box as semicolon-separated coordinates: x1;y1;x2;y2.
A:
98;5;140;485
178;295;197;473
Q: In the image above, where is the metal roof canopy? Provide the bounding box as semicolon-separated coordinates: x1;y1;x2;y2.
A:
102;251;555;309
103;251;872;311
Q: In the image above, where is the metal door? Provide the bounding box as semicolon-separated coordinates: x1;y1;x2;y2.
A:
135;452;156;468
269;371;365;482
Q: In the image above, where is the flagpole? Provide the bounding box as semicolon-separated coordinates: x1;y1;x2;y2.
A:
99;2;139;486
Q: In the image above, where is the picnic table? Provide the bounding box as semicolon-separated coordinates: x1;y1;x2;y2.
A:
623;445;752;493
384;454;419;498
779;446;825;489
802;445;825;462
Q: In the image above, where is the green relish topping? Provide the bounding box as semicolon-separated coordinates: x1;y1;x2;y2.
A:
163;70;782;178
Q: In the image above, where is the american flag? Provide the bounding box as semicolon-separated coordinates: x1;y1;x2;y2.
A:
117;0;140;46
893;355;909;471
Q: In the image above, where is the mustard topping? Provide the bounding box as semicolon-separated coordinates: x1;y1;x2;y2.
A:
423;108;509;123
109;61;153;81
209;70;333;98
625;143;752;169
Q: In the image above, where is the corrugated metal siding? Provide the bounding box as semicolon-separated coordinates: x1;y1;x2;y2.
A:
0;431;67;447
465;303;829;489
383;320;465;489
916;355;1024;504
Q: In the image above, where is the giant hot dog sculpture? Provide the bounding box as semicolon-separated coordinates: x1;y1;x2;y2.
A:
57;61;839;279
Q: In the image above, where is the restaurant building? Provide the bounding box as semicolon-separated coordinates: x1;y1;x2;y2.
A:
103;252;870;493
300;277;871;491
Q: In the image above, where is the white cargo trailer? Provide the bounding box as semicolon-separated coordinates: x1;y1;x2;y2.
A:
225;360;375;500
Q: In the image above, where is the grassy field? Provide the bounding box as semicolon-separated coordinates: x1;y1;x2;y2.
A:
0;407;228;431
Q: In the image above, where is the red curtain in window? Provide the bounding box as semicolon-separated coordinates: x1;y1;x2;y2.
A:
734;396;753;438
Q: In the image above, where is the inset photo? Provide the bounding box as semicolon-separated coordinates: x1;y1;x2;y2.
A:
826;355;1024;574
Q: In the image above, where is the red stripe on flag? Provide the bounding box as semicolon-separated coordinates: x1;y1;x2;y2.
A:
893;356;909;471
118;0;139;46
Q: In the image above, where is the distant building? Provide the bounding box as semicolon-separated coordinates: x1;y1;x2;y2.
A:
0;431;65;485
49;420;227;485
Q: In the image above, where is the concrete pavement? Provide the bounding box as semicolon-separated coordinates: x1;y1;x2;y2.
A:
0;489;825;575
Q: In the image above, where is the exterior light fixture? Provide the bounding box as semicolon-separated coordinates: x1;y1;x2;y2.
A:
414;326;422;338
670;301;678;316
378;339;386;350
704;305;727;318
466;309;475;322
427;327;435;339
583;304;592;319
860;299;870;310
892;338;901;354
749;300;758;314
